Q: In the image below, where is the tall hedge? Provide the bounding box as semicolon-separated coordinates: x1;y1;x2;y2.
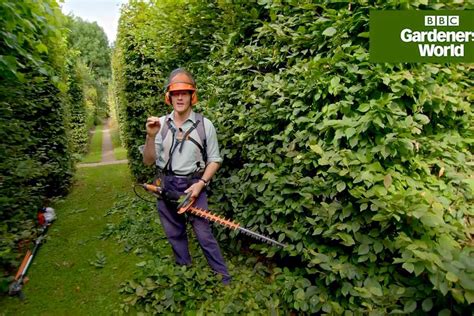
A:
112;0;223;180
66;53;89;157
113;0;473;313
66;15;112;124
0;0;74;290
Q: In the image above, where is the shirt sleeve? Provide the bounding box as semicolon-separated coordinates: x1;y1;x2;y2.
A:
153;116;167;167
204;118;223;164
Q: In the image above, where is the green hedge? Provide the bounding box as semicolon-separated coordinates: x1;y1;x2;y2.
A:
66;53;89;157
113;0;473;313
112;0;222;181
0;0;74;291
66;15;111;123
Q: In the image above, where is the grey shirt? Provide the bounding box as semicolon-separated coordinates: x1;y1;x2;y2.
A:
154;110;223;174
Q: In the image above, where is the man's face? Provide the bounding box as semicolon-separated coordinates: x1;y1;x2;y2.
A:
170;90;192;114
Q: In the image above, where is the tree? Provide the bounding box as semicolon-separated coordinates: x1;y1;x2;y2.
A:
65;15;111;79
65;15;111;120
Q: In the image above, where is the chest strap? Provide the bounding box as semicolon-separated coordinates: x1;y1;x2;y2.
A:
160;113;208;173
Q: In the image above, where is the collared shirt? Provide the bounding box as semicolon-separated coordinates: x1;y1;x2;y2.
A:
154;110;223;175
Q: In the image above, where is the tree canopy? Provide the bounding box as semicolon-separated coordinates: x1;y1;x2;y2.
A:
65;15;111;80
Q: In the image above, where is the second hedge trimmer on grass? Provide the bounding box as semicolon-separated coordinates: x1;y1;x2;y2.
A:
9;207;56;299
137;183;286;248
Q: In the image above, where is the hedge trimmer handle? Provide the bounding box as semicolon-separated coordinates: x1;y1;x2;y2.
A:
177;192;194;214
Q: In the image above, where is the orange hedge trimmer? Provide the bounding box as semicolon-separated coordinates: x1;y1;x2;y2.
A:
138;183;286;248
9;207;56;299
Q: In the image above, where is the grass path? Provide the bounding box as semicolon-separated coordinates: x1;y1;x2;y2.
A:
109;118;128;161
0;164;140;315
81;125;103;163
80;119;128;167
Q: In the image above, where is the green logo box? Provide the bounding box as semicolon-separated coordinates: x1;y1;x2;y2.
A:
370;10;474;63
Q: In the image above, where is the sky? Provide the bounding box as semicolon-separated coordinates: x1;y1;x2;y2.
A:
60;0;129;44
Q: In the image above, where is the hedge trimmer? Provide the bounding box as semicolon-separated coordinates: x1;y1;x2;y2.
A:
137;183;286;248
9;207;56;299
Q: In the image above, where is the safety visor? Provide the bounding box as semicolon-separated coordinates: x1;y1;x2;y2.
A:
168;82;196;92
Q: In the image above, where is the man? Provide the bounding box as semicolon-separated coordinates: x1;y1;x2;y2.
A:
142;68;231;284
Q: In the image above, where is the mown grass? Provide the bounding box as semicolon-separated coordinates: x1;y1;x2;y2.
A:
81;125;103;163
110;119;127;161
114;147;128;161
0;164;142;315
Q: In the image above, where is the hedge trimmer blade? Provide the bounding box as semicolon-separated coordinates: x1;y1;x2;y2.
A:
177;192;286;248
236;227;286;248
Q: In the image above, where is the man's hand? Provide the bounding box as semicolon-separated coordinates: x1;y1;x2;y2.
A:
143;117;160;165
184;181;206;199
146;116;161;137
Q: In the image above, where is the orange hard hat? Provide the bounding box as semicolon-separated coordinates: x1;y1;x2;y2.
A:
165;68;198;105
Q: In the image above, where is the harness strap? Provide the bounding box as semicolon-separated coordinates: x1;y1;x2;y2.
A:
187;137;204;154
194;113;207;163
163;116;180;173
160;115;171;142
161;112;208;174
178;121;198;154
164;130;179;174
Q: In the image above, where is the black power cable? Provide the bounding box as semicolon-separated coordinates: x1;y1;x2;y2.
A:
133;184;158;204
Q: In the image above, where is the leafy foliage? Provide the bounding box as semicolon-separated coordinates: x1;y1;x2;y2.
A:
89;251;107;268
113;0;474;313
0;0;74;290
112;0;222;181
65;15;111;79
104;196;305;314
66;15;111;122
66;53;90;156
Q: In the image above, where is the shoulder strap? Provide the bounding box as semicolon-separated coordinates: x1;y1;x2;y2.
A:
195;113;207;161
161;115;178;173
160;115;172;140
162;113;208;172
194;113;206;144
193;113;207;163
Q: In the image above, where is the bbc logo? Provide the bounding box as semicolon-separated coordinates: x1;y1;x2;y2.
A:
425;16;459;26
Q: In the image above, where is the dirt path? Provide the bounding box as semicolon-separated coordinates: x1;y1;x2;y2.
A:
78;119;128;168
